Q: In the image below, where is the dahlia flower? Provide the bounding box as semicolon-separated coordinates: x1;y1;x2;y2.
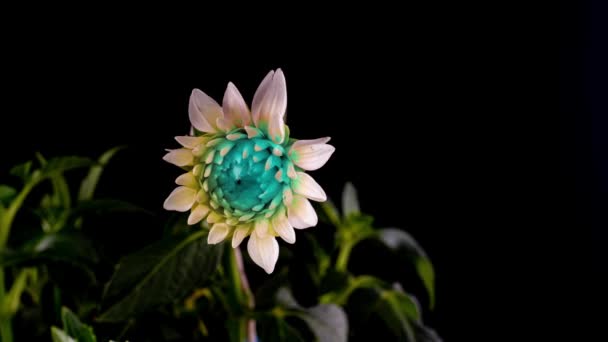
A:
163;69;335;273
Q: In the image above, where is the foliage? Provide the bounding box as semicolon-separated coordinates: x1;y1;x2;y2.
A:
0;152;441;341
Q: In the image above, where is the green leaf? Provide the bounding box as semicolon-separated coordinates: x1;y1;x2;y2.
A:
51;327;77;342
415;259;435;308
10;161;32;183
98;230;223;322
303;233;331;286
341;182;360;217
379;289;421;323
255;269;289;309
352;287;422;341
79;147;124;201
39;156;94;179
52;177;71;209
277;288;348;342
0;185;16;207
276;287;300;309
42;172;72;232
319;199;341;227
374;289;419;341
378;228;436;309
412;320;443;342
299;304;348;342
3;267;37;315
257;315;307;342
0;232;99;276
61;306;97;342
319;275;384;305
72;199;152;217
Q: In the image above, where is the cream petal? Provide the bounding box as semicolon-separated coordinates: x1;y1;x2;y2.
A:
253;69;287;143
289;137;331;152
272;212;295;244
175;172;199;188
188;203;210;225
254;219;270;238
289;138;335;171
292;172;327;202
207;211;223;224
282;187;293;206
163;186;197;212
266;70;287;143
247;234;262;269
287;162;297;179
244;126;262;139
163;149;194;167
252;70;275;127
287;195;318;229
193;164;203;177
196;189;208;203
248;234;279;274
222;82;252;129
175;136;205;149
208;223;230;244
268;119;286;145
188;89;224;133
232;226;250;248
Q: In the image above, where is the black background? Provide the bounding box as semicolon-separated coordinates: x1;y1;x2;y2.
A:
0;2;603;340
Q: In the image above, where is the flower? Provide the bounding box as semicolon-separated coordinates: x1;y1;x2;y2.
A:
163;69;335;273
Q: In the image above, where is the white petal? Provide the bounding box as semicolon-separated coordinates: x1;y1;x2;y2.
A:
232;226;250;248
175;136;205;149
208;223;230;244
272;212;295;244
222;82;251;128
188;203;210;225
267;70;287;143
188;89;224;133
247;234;263;269
287;195;318;229
254;219;270;238
176;172;199;188
163;187;197;212
289;138;335;171
289;137;330;152
163;149;194;167
248;234;279;274
253;69;287;143
292;172;327;202
252;70;275;126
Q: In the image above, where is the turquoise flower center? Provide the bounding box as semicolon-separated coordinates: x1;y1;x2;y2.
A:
202;133;292;220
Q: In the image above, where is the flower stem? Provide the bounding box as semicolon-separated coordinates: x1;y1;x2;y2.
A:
0;182;34;247
233;247;256;342
336;241;354;272
0;181;36;342
0;269;13;342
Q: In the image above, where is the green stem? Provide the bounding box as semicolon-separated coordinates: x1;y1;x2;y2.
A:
233;248;256;342
335;241;354;272
0;269;13;342
0;181;36;342
0;182;35;247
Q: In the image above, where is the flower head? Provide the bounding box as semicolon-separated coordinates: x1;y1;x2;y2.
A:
163;69;335;273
